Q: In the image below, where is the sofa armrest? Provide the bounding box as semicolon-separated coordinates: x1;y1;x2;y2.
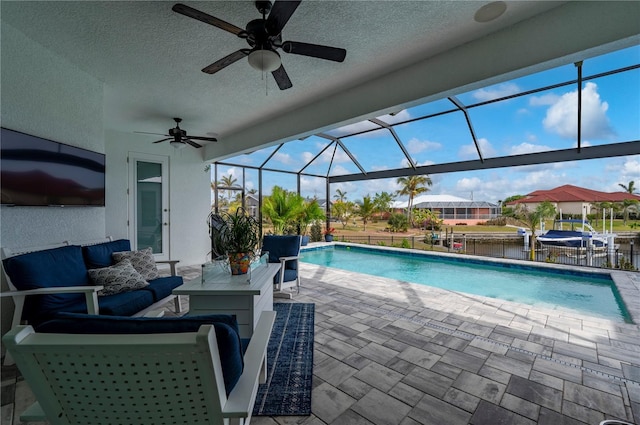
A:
223;310;276;419
0;286;103;298
1;286;103;327
156;260;179;276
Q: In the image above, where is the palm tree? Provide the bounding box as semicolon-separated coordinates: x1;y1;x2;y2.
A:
298;199;326;235
620;199;639;225
220;174;238;202
262;186;305;234
396;175;432;226
619;180;637;194
331;200;355;229
357;195;376;231
590;201;611;227
373;191;395;215
514;201;556;261
334;189;348;202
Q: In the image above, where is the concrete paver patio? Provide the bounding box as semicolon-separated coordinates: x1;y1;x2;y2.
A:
2;258;639;424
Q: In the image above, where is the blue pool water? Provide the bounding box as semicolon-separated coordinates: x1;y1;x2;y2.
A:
301;245;631;323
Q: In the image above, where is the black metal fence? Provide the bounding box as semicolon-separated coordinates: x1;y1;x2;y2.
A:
332;234;638;271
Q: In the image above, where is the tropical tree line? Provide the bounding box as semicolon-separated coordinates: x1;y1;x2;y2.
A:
329;174;440;232
213;173;439;234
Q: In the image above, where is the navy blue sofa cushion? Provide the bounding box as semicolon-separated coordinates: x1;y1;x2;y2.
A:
37;312;244;395
42;290;155;317
2;245;90;322
98;290;156;316
143;275;183;302
82;239;131;269
262;235;300;271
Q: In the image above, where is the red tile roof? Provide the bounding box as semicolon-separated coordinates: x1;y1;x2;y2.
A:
509;184;640;204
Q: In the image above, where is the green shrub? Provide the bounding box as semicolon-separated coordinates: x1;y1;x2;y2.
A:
400;238;411;249
388;213;408;232
485;217;507;226
310;222;323;242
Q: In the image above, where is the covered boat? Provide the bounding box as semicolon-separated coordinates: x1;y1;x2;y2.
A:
537;219;608;248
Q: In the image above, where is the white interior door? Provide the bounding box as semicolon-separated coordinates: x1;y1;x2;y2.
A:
128;152;170;260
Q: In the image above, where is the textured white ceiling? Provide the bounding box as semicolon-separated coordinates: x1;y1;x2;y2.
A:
2;1;636;161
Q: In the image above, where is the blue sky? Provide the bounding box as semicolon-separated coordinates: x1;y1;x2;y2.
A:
216;44;640;204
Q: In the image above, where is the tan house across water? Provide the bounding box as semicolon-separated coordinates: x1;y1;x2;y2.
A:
507;184;640;216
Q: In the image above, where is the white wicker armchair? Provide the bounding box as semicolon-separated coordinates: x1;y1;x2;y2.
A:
3;311;276;425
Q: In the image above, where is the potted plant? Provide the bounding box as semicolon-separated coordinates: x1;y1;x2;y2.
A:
324;226;335;242
209;208;261;275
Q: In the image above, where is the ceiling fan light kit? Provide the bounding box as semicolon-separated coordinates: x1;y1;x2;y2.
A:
170;140;188;149
248;48;281;72
172;1;346;90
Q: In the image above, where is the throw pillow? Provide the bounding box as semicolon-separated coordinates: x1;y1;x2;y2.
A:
112;247;159;281
88;259;149;296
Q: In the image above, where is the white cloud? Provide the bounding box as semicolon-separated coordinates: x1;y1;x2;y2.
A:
529;93;559;106
604;156;640;192
311;144;352;165
330;164;352;176
509;142;552;155
401;158;435;167
328;121;382;138
542;82;615;140
370;165;390;171
301;151;315;163
300;176;325;196
622;157;640;176
472;82;520;102
273;152;293;165
458;138;496;159
456;177;483;192
405;137;442;154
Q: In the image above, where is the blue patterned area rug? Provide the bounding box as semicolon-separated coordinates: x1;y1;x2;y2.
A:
253;302;315;416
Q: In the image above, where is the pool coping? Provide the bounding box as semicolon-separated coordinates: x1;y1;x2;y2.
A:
301;242;640;326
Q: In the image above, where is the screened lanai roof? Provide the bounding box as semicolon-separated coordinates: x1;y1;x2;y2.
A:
392;195;497;210
215;44;640;198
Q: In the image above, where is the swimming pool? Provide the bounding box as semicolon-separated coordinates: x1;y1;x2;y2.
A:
301;245;632;323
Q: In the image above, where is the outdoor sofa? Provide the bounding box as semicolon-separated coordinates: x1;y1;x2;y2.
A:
1;238;184;334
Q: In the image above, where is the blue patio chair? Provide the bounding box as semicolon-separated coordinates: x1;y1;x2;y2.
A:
262;235;301;298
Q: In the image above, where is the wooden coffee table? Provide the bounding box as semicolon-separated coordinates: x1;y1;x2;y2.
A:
172;262;280;338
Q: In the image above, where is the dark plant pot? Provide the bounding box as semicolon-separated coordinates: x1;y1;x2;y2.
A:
228;252;252;275
301;235;310;246
324;235;334;242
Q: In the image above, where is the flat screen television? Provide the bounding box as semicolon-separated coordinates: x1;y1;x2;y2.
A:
1;127;106;206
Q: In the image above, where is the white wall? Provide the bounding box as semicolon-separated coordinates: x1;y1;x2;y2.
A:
0;23;106;339
105;130;211;266
0;23;212;350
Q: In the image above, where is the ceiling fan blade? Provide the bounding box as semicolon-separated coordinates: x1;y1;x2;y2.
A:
172;3;244;36
272;65;292;90
202;50;248;74
184;139;203;148
153;138;171;144
189;136;218;142
135;131;168;136
282;41;346;62
266;0;301;35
